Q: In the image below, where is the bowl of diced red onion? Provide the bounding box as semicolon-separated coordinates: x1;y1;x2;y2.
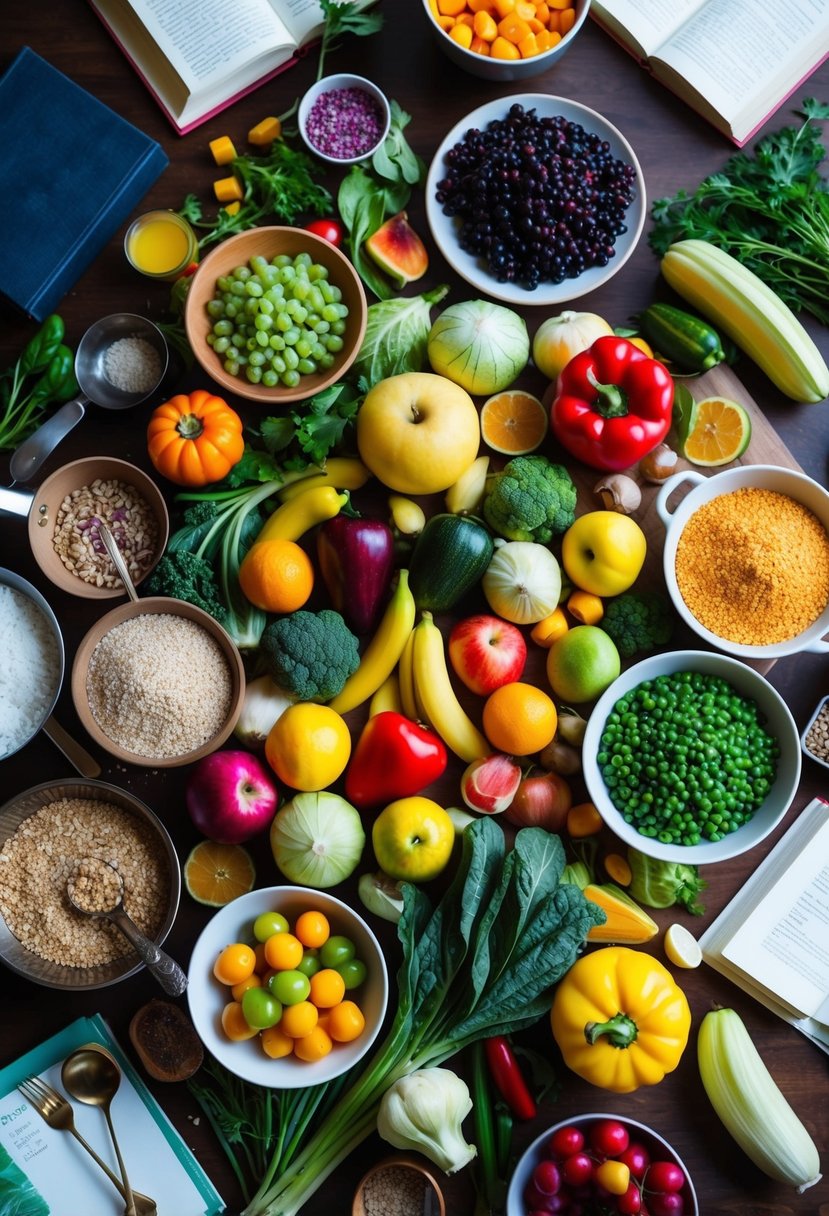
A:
298;73;391;165
506;1114;699;1216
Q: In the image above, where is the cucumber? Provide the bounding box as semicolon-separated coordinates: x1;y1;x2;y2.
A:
408;514;494;612
639;302;726;373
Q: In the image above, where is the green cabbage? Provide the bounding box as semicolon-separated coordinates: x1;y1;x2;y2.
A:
627;847;707;915
352;286;449;387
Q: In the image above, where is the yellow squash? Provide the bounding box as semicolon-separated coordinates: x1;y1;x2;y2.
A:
583;882;658;944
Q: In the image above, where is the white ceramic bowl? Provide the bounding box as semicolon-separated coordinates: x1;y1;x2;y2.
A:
582;650;801;864
425;95;645;307
298;74;391;165
187;886;388;1088
506;1114;698;1216
656;464;829;660
423;0;591;81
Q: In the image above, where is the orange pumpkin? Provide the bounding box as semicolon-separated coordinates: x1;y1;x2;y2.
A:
147;390;244;486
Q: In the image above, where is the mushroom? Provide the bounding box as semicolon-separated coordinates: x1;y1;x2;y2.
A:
593;473;642;514
639;443;679;483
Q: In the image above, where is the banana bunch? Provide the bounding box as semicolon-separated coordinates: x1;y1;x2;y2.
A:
409;611;489;763
328;570;416;716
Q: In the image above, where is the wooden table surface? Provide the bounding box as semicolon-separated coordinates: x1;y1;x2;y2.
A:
3;4;829;1215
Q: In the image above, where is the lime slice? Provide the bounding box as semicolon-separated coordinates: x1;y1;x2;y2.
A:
679;396;751;467
664;922;703;969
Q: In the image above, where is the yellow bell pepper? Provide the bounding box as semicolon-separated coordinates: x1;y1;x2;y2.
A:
550;946;691;1093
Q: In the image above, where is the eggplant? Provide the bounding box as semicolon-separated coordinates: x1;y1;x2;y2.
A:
316;516;396;634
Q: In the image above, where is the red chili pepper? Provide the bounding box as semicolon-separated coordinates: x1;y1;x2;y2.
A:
483;1036;537;1121
344;711;447;810
550;335;674;472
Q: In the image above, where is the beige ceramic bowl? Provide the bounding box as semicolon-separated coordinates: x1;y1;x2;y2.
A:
184;226;367;403
353;1154;446;1216
424;0;590;80
26;456;168;599
71;598;245;768
0;778;180;991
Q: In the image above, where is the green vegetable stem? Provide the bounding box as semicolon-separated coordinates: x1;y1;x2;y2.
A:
316;0;383;81
0;318;79;451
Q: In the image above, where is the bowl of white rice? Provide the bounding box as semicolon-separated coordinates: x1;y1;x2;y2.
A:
0;569;64;762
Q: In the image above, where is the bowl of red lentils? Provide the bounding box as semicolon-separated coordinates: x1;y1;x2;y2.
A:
656;464;829;661
423;0;589;80
70;598;245;768
0;778;179;990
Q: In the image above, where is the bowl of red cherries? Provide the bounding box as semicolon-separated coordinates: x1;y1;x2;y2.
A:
506;1114;699;1216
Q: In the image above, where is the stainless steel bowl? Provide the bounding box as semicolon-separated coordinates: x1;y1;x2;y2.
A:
0;778;180;990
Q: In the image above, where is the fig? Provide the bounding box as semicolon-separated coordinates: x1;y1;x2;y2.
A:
461;753;522;815
366;211;428;287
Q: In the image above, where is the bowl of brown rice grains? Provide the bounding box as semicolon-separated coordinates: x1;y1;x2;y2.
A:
0;778;179;989
656;464;829;661
71;599;245;767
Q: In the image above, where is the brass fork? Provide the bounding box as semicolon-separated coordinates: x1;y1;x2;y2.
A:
18;1075;157;1216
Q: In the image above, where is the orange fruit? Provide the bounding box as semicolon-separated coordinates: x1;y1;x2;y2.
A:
265;702;351;791
482;680;558;756
238;538;314;613
679;397;751;467
480;390;548;455
184;840;255;907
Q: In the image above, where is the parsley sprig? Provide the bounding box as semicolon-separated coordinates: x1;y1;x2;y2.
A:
316;0;384;81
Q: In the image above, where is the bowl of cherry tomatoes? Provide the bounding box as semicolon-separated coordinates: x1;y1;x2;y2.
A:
506;1114;698;1215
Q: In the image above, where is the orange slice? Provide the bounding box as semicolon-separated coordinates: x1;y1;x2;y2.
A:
184;840;256;907
480;390;548;455
680;397;751;467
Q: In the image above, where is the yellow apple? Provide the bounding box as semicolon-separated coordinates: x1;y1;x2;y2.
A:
356;372;480;494
371;796;455;881
561;511;647;596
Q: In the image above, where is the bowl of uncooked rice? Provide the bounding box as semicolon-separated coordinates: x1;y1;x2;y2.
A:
0;778;180;990
0;570;64;761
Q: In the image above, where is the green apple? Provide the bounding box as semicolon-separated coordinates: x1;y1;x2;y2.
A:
371;796;455;882
562;511;647;596
546;626;621;703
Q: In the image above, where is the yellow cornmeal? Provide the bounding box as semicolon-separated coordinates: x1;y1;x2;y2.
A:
675;487;829;646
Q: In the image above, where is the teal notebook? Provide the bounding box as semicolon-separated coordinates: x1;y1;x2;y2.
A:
0;1015;224;1215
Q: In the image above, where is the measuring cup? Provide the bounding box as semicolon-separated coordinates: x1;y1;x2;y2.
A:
9;314;168;486
0;568;100;776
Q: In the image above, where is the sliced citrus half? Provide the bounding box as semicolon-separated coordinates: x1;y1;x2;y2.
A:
480;390;548;455
663;922;703;969
679;396;751;467
184;840;256;907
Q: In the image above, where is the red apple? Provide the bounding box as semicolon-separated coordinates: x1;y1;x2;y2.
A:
186;750;279;844
448;614;527;696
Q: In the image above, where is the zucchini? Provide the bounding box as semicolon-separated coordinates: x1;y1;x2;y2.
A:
408;513;494;612
639;302;725;373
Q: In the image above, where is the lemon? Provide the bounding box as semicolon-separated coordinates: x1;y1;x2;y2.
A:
664;922;703;969
679;396;751;467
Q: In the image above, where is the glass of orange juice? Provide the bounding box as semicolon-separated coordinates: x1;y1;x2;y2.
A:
125;210;199;280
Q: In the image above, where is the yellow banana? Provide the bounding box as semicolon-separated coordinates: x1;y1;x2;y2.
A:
257;485;348;543
369;672;403;717
277;457;371;502
328;570;416;716
411;611;489;762
397;626;421;722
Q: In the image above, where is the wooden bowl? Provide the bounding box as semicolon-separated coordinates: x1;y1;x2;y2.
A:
352;1154;446;1216
71;598;245;768
184;226;367;404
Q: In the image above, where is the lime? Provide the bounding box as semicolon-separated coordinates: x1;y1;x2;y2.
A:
663;923;703;969
679;396;751;467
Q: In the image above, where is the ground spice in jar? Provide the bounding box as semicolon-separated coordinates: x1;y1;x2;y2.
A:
306;86;385;159
803;698;829;765
675;487;829;646
53;477;159;590
361;1164;436;1216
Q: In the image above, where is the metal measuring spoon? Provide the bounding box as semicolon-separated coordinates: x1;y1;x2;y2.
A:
97;521;139;602
67;858;187;996
61;1047;139;1216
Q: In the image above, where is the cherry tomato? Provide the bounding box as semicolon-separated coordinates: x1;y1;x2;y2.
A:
646;1161;686;1194
213;942;256;986
305;218;345;247
532;1160;561;1196
561;1151;593;1187
320;934;356;968
327;999;365;1043
268;969;312;1006
264;932;304;971
619;1143;651;1180
309;968;346;1009
336;958;367;990
617;1181;643;1215
295;910;330;948
648;1194;685;1216
549;1124;585;1158
297;948;321;978
590;1118;630;1159
294;1024;334;1062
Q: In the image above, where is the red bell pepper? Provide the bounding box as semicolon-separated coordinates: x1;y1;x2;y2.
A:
484;1036;537;1121
550;335;674;472
344;711;448;809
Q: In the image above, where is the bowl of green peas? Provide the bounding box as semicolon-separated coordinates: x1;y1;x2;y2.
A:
184;226;367;403
581;650;801;864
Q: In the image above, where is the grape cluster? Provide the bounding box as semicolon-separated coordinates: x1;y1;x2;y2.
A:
435;103;638;290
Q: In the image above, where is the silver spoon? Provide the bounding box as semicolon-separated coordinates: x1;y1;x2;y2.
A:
67;858;187;997
61;1047;139;1216
97;521;139;602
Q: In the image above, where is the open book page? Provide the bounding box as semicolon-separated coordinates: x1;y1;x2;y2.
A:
591;0;705;62
277;0;326;50
653;0;829;139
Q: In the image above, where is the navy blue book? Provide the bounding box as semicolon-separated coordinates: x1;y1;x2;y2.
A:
0;47;168;320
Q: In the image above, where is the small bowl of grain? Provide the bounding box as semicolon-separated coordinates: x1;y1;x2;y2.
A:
0;778;180;990
656;464;829;661
71;599;245;768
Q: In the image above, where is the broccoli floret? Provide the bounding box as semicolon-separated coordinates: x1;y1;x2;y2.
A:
259;609;360;701
483;455;577;543
182;500;220;527
601;592;674;659
145;551;229;625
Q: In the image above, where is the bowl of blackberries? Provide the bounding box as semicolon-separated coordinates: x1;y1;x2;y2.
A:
507;1113;699;1216
425;95;645;307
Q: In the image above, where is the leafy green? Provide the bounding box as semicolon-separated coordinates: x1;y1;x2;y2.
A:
0;316;79;450
371;101;427;186
316;0;383;81
239;818;603;1215
352;285;450;386
649;99;829;323
627;848;707;915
